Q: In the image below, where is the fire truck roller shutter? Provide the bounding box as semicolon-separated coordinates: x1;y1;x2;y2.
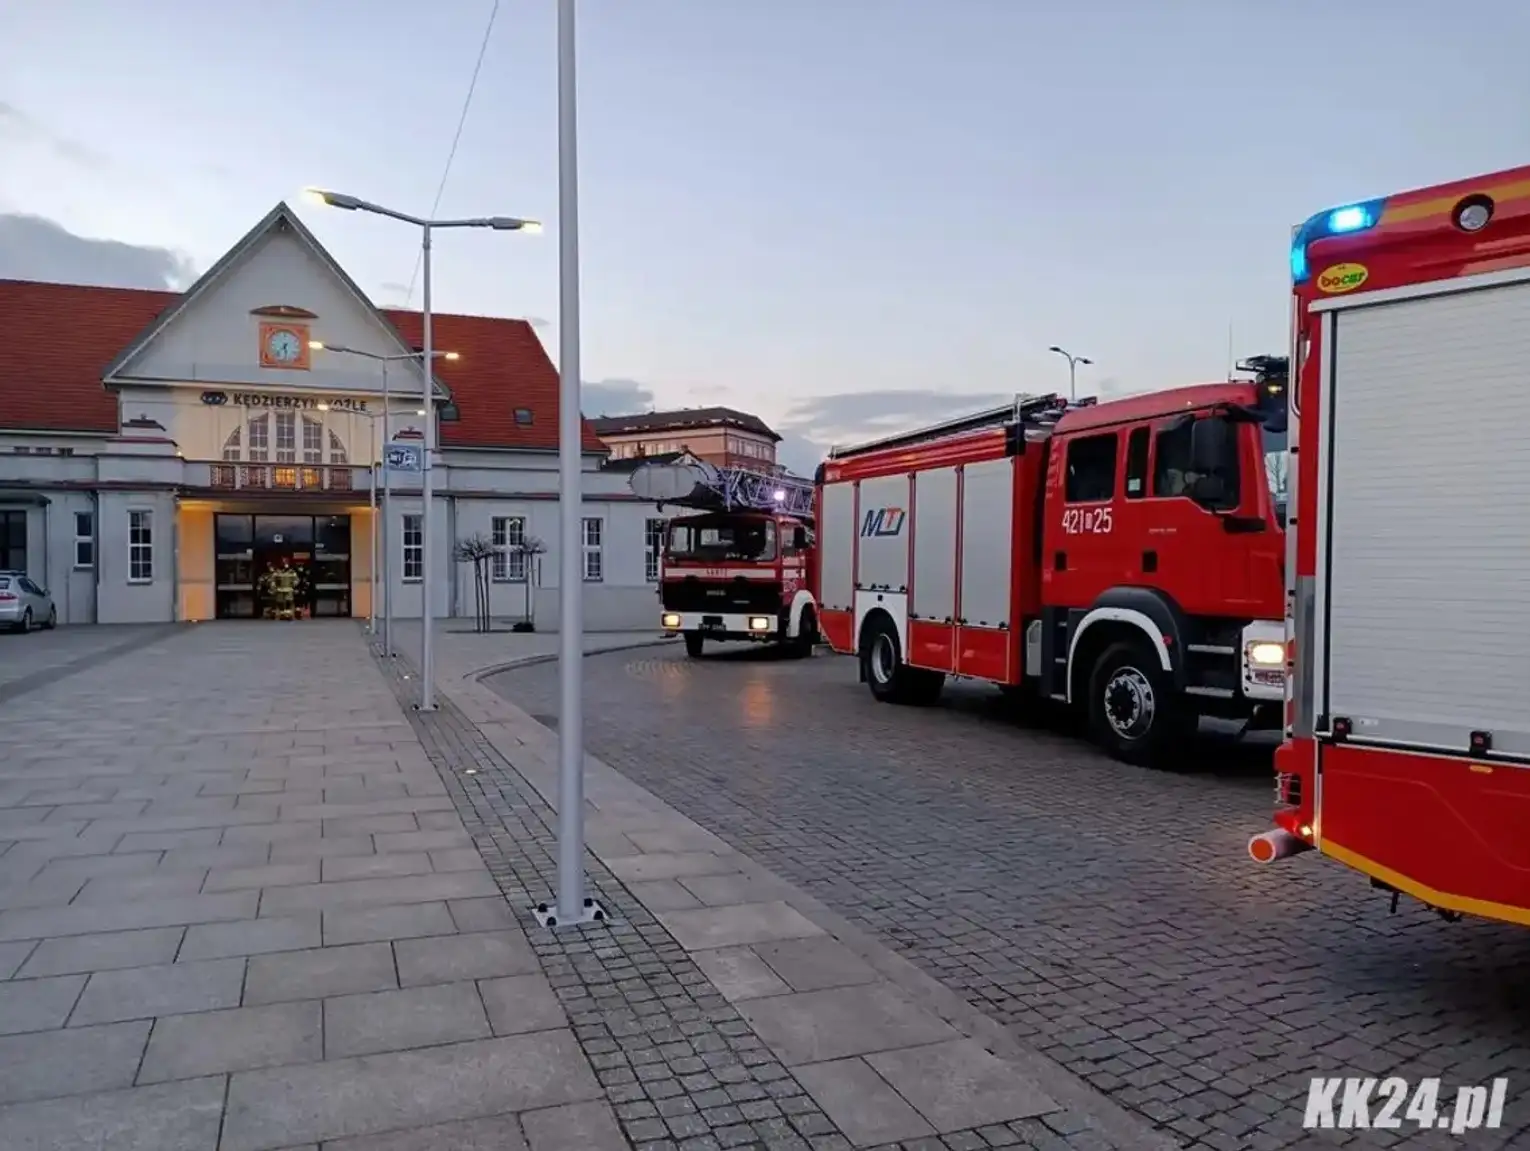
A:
1316;276;1530;758
1064;587;1184;705
853;472;913;660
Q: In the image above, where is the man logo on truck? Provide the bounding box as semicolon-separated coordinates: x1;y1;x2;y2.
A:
861;507;907;538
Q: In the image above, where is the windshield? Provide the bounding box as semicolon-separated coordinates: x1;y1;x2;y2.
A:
1261;423;1289;526
668;518;777;563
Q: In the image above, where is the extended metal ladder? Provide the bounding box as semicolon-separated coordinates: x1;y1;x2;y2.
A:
629;459;816;517
825;392;1095;460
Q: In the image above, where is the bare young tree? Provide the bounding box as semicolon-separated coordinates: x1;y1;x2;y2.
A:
511;535;547;632
453;533;495;633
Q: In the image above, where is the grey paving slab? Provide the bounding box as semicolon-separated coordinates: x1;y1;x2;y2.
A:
202;861;318;893
0;1074;226;1151
520;1100;628;1151
691;945;792;1003
323;981;491;1058
445;896;520;933
753;935;881;993
0;939;37;980
428;847;489;873
139;1000;322;1083
737;982;960;1066
323;1114;527;1151
393;929;540;987
0;872;87;911
322;901;458;947
677;870;793;907
866;1039;1058;1132
320;851;433;882
243;941;398;1005
178;912;321;961
269;835;375;862
794;1056;936;1146
37;850;162;882
0;1019;151;1104
17;926;184;977
0;890;260;941
477;973;568;1036
221;1031;601;1151
625;877;703;911
74;871;209;904
71;957;246;1025
604;850;744;882
159;844;272;872
256;870;500;916
657;899;826;951
0;973;86;1034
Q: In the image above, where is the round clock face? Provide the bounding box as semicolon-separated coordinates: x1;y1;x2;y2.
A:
266;329;302;363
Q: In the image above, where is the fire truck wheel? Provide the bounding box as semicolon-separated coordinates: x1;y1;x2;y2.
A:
788;610;818;658
683;632;705;658
1087;640;1189;766
862;617;908;702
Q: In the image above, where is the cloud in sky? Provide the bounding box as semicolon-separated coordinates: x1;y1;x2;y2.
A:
0;100;112;171
0;212;197;289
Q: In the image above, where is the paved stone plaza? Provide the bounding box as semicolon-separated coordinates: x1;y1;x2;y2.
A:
489;644;1530;1151
0;623;1163;1151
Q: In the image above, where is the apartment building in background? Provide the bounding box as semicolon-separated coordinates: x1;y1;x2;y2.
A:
589;407;783;474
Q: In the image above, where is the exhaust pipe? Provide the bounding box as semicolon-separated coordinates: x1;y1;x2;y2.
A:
1248;828;1311;864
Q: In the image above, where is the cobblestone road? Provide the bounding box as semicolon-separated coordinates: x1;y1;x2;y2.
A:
489;644;1530;1151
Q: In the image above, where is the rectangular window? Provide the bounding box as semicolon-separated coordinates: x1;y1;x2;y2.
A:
1153;420;1193;498
275;411;296;463
248;416;269;462
73;510;94;568
302;417;323;464
491;515;527;582
645;518;665;581
402;513;423;581
128;510;153;582
0;510;26;572
1124;427;1150;499
1063;434;1118;503
581;517;603;582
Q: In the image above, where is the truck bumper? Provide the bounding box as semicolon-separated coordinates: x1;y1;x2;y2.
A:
662;611;779;642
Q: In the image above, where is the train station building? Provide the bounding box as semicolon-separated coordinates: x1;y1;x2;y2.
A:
0;202;669;627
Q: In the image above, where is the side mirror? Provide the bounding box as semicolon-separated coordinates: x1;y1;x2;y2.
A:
793;526;808;550
1189;417;1234;475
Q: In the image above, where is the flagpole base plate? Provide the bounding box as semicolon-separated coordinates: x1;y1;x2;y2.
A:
532;896;606;929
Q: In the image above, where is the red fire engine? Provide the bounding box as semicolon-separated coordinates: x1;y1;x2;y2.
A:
1249;163;1530;926
814;375;1290;765
631;460;818;658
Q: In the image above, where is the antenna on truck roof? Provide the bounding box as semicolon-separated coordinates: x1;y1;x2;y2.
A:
826;392;1090;460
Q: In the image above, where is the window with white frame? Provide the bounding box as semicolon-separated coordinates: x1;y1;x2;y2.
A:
128;510;153;582
247;415;269;461
73;511;93;569
581;517;603;582
491;516;526;582
302;417;323;464
645;518;664;582
275;411;296;462
222;425;241;461
328;430;348;465
402;513;423;581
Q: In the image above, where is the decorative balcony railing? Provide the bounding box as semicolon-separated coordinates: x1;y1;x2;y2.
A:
204;463;362;493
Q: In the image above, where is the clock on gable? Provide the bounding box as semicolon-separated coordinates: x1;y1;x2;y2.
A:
258;321;312;370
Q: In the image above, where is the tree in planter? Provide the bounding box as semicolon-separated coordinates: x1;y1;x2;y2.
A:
511;535;547;632
453;534;495;633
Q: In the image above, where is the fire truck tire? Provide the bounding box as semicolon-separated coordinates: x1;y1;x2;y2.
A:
683;632;705;658
861;617;942;705
1086;640;1193;766
788;609;818;658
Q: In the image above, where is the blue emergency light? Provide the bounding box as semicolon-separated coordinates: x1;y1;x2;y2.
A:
1291;196;1387;283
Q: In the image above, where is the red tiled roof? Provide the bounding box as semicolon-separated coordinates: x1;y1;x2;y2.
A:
0;279;602;452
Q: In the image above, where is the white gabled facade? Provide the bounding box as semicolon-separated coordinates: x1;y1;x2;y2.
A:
0;203;674;630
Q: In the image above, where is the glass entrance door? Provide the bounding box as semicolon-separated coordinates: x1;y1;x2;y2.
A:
213;514;352;619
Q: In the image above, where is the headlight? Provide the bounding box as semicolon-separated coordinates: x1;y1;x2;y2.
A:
662;613;681;629
748;616;772;632
1247;641;1285;667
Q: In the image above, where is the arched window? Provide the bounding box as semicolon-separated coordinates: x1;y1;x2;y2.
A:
221;414;348;465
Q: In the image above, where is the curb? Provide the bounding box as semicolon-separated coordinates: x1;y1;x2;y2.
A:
468;636;681;682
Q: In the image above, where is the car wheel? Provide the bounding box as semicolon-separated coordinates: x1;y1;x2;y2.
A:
18;608;32;634
44;606;57;629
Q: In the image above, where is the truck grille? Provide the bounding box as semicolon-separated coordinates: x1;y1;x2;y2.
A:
662;578;781;614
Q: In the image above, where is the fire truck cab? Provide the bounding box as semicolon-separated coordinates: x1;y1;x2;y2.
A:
631;460;818;658
816;375;1288;765
1252;163;1530;926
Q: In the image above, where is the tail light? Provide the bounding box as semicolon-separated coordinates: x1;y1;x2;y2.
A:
0;592;16;602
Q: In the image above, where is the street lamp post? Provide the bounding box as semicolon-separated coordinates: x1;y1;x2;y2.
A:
306;190;539;711
313;344;453;658
1048;345;1093;402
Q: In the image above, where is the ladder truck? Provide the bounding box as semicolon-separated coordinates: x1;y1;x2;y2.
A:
1249;162;1530;926
630;459;819;658
815;378;1290;766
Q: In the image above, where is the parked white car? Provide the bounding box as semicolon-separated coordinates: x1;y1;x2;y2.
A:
0;571;57;632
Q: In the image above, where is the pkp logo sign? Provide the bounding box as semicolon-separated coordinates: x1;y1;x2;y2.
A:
860;507;907;538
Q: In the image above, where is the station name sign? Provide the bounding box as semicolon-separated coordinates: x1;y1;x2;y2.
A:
201;390;369;413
